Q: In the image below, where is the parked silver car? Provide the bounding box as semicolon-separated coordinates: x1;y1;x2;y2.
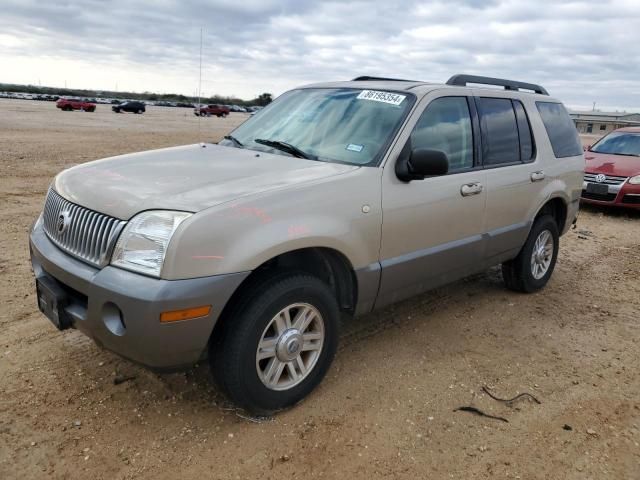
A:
30;74;584;414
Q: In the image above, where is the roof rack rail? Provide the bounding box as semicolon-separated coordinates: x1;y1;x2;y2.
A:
352;76;417;82
446;74;549;95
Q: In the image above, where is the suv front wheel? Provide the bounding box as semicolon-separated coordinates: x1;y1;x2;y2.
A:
502;215;559;293
211;273;339;415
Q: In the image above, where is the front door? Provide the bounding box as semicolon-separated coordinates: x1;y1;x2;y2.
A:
377;94;487;309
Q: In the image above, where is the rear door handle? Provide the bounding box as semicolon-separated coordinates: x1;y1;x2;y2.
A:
530;171;545;182
460;182;483;197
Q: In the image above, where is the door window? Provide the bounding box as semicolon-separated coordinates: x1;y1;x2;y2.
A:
477;98;520;166
409;97;473;171
513;100;535;162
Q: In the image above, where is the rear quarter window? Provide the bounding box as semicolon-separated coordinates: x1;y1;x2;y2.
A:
535;102;582;158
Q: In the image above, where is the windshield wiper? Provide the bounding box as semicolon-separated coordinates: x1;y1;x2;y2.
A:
222;135;244;147
254;138;316;160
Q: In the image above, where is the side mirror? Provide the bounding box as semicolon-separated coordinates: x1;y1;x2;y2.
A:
409;149;449;177
395;144;449;182
583;144;592;152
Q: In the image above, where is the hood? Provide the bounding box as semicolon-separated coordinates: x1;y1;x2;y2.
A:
584;151;640;178
54;144;359;219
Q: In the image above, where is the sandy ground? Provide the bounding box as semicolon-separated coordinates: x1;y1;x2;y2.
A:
1;99;639;479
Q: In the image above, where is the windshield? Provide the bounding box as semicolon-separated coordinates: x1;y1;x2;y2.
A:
220;88;415;165
591;131;640;157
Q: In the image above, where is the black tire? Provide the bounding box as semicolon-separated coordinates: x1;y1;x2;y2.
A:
211;273;339;415
502;214;559;293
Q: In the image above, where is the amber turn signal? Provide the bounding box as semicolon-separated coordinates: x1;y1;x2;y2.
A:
160;305;211;323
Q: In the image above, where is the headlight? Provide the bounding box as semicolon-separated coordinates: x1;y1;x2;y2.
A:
629;175;640;185
111;210;191;277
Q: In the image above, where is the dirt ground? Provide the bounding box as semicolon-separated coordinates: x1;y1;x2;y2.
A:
1;99;639;479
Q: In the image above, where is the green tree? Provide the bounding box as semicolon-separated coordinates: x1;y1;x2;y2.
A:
255;93;273;106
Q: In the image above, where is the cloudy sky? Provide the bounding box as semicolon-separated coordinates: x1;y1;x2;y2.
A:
1;0;639;110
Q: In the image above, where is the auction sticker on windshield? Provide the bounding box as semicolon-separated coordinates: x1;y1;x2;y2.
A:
357;90;406;106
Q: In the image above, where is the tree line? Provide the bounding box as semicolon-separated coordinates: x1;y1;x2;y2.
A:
0;83;273;106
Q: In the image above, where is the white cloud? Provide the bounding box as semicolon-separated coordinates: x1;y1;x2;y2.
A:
0;0;639;110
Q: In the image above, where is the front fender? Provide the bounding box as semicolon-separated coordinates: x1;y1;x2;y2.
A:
162;168;383;279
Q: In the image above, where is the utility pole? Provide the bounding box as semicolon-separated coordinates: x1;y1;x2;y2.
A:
592;101;596;111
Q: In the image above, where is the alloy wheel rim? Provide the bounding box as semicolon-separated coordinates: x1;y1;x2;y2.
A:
256;303;324;391
530;229;554;280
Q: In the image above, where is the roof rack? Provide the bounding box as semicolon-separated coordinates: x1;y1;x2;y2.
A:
446;74;549;95
352;76;417;82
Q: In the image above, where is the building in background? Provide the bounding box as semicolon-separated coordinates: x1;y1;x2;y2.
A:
569;110;640;134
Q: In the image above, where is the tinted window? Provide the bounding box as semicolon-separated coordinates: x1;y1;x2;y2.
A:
478;98;520;165
410;97;473;171
513;100;534;161
536;102;583;158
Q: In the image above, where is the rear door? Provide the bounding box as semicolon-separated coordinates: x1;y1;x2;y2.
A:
474;94;544;263
377;92;487;308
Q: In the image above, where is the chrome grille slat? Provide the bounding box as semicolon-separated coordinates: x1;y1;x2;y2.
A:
42;189;127;268
584;173;628;185
99;218;113;256
79;209;90;254
92;216;107;261
63;204;74;245
85;213;98;261
73;208;87;254
70;205;82;252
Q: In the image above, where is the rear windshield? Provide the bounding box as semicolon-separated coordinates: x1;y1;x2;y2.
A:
591;132;640;157
535;102;583;158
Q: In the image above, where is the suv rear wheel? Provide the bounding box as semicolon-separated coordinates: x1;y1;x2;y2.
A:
502;214;559;293
211;273;339;415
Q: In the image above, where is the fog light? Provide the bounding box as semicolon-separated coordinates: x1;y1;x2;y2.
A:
160;305;211;323
102;302;125;336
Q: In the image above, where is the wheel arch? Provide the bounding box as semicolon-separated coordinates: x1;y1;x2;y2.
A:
534;196;568;234
208;246;358;347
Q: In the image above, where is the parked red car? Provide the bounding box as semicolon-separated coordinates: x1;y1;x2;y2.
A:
56;98;96;112
194;104;229;117
582;127;640;209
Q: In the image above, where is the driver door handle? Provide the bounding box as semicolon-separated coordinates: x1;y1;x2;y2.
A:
530;170;546;182
460;182;483;197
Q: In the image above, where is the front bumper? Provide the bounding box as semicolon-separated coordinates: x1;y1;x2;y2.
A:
581;179;640;209
30;219;249;371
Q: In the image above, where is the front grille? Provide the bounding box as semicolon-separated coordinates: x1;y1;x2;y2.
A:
581;190;617;202
584;172;628;185
622;194;640;205
43;189;126;268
